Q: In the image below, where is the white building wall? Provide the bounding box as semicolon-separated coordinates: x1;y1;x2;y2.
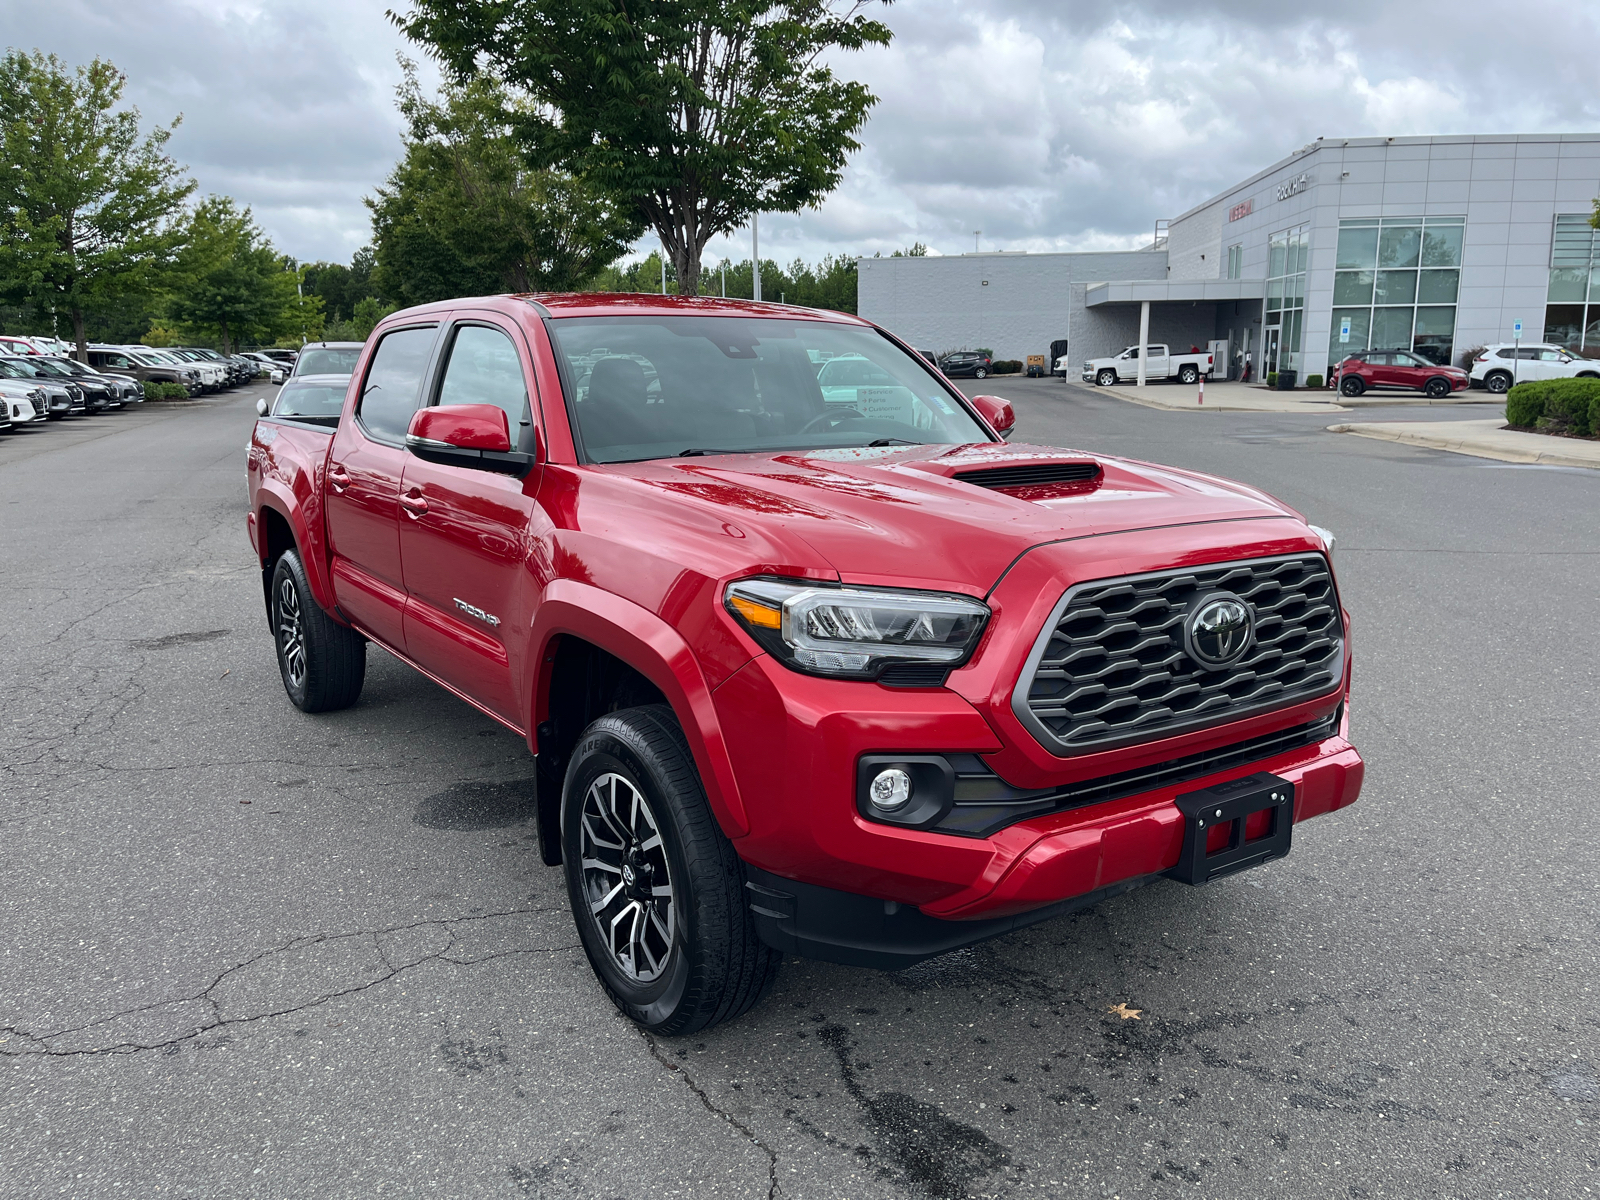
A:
1165;200;1224;281
857;251;1167;365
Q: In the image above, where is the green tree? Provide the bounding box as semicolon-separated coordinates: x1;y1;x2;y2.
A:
302;246;377;324
166;196;319;352
369;68;643;307
392;0;891;297
0;51;194;358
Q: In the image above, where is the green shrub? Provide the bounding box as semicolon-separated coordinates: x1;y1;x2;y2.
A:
1508;378;1600;435
157;382;190;400
1266;372;1278;387
142;380;162;401
1306;373;1324;389
991;359;1022;374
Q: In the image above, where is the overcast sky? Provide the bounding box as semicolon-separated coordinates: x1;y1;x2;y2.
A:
13;0;1600;269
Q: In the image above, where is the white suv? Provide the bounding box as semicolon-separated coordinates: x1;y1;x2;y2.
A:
1470;344;1600;393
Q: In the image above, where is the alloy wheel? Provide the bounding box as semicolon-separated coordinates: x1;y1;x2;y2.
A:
579;772;677;983
276;576;306;690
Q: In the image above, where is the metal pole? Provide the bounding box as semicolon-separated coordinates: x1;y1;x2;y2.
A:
752;215;761;302
721;260;726;298
1512;326;1520;388
1136;300;1150;388
661;237;667;295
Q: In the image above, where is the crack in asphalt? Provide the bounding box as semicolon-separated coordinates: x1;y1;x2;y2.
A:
0;908;578;1059
641;1029;782;1200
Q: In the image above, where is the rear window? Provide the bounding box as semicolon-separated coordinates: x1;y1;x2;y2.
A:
273;380;348;418
297;347;363;376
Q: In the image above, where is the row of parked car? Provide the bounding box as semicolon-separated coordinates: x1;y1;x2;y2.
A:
1328;342;1600;398
0;335;290;432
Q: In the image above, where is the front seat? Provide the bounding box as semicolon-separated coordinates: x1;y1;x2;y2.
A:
583;357;658;449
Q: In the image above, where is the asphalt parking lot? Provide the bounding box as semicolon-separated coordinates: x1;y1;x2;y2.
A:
2;380;1597;1199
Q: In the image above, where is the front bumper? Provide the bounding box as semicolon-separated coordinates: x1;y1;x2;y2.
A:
717;522;1363;953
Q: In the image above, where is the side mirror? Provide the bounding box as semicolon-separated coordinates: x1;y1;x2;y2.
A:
406;404;534;476
255;397;269;417
971;394;1016;439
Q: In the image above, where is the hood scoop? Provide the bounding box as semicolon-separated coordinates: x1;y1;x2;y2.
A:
952;460;1102;490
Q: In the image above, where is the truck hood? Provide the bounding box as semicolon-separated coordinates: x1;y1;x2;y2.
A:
603;441;1299;594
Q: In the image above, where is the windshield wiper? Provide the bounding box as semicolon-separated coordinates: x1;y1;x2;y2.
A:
867;437;916;447
678;447;751;457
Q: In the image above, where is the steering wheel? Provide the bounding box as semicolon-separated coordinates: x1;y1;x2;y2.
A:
799;407;866;435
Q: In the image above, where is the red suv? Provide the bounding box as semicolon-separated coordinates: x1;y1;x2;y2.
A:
1332;348;1469;398
247;294;1362;1033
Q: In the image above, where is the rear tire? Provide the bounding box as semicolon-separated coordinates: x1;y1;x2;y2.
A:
1340;376;1366;397
1179;364;1199;384
1096;369;1117;387
562;705;780;1035
270;549;365;712
1484;371;1512;394
974;367;987;379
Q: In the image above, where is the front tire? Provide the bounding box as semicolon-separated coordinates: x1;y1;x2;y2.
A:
1096;369;1117;387
270;549;365;712
1424;377;1451;398
562;705;780;1035
1340;375;1366;397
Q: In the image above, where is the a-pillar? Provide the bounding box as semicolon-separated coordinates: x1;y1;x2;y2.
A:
1136;299;1150;387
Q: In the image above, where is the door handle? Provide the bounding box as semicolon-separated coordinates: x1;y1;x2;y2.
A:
328;464;351;492
400;490;429;519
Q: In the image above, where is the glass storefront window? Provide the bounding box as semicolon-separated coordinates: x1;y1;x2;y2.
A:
1266;224;1308;376
1420;225;1463;268
1334;271;1374;305
1336;223;1379;270
1544;215;1600;350
1378;224;1421;269
1374;270;1418;306
1332;216;1462;367
1418;270;1459;304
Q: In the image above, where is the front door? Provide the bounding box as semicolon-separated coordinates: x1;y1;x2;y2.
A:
325;323;441;650
399;319;543;728
1262;326;1281;379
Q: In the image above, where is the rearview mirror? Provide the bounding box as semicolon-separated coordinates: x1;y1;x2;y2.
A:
406;404;535;476
970;394;1016;439
255;397;269;417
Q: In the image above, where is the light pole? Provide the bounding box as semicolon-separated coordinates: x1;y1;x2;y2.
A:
752;214;761;302
974;230;981;252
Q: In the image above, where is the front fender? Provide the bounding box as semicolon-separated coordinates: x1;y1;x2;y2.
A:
531;579;750;839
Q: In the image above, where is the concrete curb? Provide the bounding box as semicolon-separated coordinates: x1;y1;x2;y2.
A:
1332;394;1505;407
1327;418;1600;469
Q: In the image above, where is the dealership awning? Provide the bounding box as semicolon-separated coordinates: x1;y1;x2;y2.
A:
1084;279;1266;306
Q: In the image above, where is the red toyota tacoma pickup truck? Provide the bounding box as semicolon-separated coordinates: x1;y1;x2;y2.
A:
247;294;1362;1034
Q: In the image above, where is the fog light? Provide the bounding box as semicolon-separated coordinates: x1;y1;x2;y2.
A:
869;768;913;811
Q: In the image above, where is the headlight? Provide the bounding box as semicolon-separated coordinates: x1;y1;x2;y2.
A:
1307;524;1336;557
724;578;990;680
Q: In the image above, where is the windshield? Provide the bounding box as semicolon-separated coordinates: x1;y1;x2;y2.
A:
1;358;43;378
272;380;347;418
548;316;989;463
25;358;73;378
297;347;362;375
0;360;29;378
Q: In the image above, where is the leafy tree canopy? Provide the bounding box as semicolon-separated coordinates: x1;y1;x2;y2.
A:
368;66;644;307
302;246;377;324
0;50;194;358
391;0;891;296
166;196;321;353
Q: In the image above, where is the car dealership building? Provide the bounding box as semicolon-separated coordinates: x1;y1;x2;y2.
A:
858;133;1600;383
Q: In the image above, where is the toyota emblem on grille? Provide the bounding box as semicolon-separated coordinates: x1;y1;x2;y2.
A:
1184;593;1254;670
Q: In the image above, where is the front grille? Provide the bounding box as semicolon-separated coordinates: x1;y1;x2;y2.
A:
1014;554;1343;754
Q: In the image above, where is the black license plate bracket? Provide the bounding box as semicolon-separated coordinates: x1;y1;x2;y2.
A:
1165;771;1294;887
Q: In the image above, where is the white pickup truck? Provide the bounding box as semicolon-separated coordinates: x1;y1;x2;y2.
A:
1081;344;1214;387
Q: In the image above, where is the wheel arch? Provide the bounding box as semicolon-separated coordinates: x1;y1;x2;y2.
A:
529;581;752;864
253;492;340;628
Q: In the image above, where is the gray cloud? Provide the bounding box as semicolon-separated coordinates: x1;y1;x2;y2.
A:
10;0;1600;269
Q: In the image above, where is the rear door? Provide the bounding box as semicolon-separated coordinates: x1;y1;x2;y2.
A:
325;321;443;651
398;316;544;727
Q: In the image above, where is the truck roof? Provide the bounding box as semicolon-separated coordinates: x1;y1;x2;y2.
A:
380;292;872;325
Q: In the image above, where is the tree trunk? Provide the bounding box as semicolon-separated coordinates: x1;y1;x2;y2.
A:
72;308;88;362
220;320;231;356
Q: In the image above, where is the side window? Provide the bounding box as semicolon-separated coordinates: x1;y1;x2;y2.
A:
358;326;437;442
435;324;532;439
1538;349;1564;362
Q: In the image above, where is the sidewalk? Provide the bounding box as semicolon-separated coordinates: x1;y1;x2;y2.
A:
1327;417;1600;469
1096;378;1348;414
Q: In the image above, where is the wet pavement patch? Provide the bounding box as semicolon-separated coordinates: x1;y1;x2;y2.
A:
129;628;231;650
818;1023;1009;1200
413;779;539;830
1545;1064;1598;1102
